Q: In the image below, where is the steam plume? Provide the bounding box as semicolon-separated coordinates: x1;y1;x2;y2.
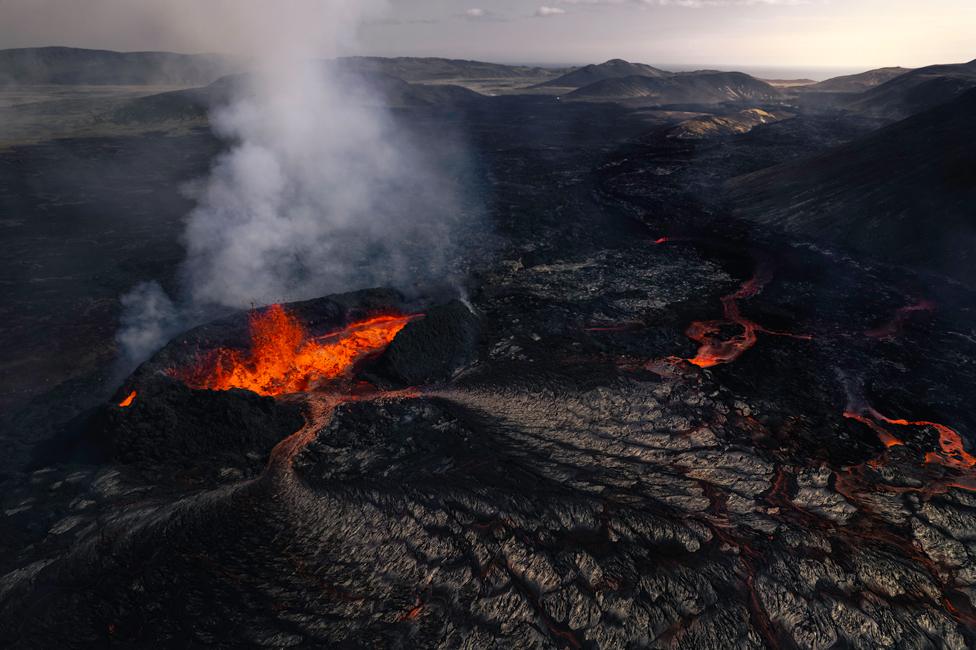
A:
118;0;478;365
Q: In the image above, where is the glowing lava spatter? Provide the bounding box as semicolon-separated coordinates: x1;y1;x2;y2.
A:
174;304;418;397
118;390;137;408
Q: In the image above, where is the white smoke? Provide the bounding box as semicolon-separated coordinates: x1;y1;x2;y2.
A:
117;281;181;364
117;0;478;365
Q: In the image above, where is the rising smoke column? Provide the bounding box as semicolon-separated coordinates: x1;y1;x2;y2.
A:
118;0;476;364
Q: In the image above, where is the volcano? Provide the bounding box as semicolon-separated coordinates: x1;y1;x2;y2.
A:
3;50;976;649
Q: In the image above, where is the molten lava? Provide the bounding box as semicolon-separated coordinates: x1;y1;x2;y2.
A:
683;268;812;369
845;407;976;470
118;390;137;408
876;414;976;470
174;304;417;397
686;272;768;368
843;411;905;448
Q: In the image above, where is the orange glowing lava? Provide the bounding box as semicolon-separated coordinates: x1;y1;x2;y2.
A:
845;407;975;470
174;304;418;397
686;272;767;368
876;415;976;470
118;390;137;408
843;411;905;448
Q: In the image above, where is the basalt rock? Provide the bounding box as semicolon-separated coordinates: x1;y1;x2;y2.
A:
372;300;480;387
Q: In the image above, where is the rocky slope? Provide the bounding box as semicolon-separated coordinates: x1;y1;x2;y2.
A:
726;88;976;284
567;71;781;105
799;67;910;93
844;60;976;120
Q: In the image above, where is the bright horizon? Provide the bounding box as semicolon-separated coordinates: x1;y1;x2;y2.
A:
1;0;973;76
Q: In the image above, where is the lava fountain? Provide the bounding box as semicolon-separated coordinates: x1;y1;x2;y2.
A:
172;304;419;396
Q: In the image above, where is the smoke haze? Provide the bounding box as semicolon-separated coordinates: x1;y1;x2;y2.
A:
116;0;481;365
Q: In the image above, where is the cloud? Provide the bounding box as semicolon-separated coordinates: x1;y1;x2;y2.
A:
535;6;567;16
459;7;507;21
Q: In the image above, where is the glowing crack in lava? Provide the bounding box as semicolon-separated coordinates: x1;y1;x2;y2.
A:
118;390;137;408
174;304;418;396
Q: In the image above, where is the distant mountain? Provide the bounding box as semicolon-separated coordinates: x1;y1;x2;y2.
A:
566;71;781;105
0;47;236;86
351;72;484;107
535;59;670;88
105;76;239;125
726;87;976;284
106;71;482;126
338;57;563;81
800;67;911;93
844;60;976;119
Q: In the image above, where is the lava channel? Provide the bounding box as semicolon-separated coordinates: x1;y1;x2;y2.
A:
172;304;419;396
685;268;811;368
844;407;976;471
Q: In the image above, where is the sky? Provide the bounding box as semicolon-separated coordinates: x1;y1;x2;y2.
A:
1;0;974;73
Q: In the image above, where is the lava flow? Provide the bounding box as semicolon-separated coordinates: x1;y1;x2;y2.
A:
877;413;976;470
173;304;418;397
686;270;769;368
684;267;812;368
844;407;976;470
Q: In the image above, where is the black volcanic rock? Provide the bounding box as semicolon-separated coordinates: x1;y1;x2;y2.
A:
373;300;479;386
844;60;976;120
536;58;670;88
0;46;236;86
567;71;781;105
799;66;911;93
293;398;482;489
726;88;976;285
85;375;303;475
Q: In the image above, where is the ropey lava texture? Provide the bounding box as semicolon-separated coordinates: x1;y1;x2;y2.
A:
4;237;976;648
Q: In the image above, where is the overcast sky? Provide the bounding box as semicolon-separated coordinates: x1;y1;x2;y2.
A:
1;0;973;71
